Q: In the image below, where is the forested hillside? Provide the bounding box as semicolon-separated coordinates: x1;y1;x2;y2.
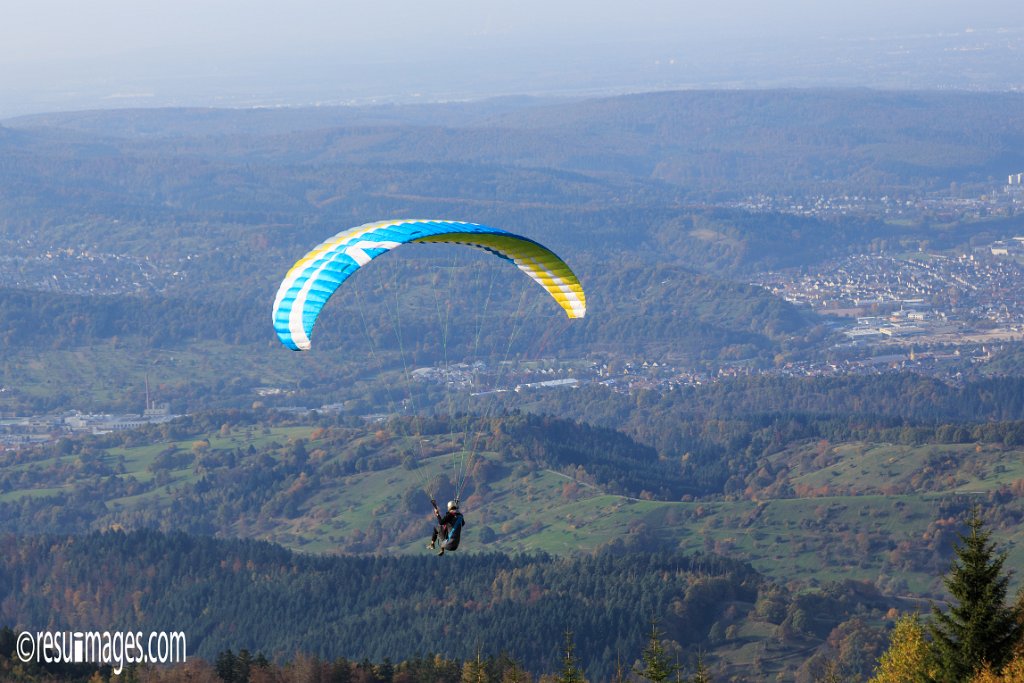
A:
3;391;1024;599
0;262;806;357
528;374;1024;433
0;530;908;681
0;257;813;416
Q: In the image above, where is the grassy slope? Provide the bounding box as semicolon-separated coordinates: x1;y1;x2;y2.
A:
3;421;1023;599
0;340;379;414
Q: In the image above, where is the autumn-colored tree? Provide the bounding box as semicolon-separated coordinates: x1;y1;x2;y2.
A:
971;650;1024;682
868;614;932;683
812;659;843;683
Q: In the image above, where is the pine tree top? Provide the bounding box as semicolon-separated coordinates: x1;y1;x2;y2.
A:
928;507;1023;681
557;629;586;683
634;621;680;683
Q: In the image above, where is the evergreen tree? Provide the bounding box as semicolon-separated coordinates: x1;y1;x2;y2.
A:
330;657;353;683
690;652;711;683
634;622;679;683
556;630;585;683
121;662;140;683
929;508;1023;682
462;648;490;683
216;649;238;683
611;652;628;683
235;648;253;683
0;627;14;660
500;657;531;683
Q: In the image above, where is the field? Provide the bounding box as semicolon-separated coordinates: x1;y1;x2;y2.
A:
0;339;391;414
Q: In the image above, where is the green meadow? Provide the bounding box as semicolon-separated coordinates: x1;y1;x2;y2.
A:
3;417;1022;598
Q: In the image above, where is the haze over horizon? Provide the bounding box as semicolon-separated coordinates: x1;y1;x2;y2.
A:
2;1;1024;117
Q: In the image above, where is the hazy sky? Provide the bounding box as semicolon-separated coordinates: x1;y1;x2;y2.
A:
2;0;1022;116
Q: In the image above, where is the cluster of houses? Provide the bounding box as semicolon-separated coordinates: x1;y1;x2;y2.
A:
0;403;175;450
761;242;1024;344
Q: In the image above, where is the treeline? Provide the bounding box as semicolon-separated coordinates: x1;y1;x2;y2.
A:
508;374;1024;496
535;373;1024;436
0;288;265;350
0;530;910;681
0;531;761;680
491;413;689;499
1;509;1018;681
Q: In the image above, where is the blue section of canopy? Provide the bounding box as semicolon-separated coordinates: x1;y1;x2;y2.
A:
273;219;586;351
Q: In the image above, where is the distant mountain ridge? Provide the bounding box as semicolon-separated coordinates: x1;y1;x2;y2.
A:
6;89;1023;196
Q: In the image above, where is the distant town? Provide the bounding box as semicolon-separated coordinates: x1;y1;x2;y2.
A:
0;401;175;449
729;174;1024;222
0;236;194;295
753;239;1024;346
5;181;1024;449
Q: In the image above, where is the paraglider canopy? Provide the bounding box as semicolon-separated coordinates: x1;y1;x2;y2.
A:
272;219;586;351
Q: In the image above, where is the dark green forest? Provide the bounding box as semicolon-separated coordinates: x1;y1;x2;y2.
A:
0;261;807;359
0;530;905;681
